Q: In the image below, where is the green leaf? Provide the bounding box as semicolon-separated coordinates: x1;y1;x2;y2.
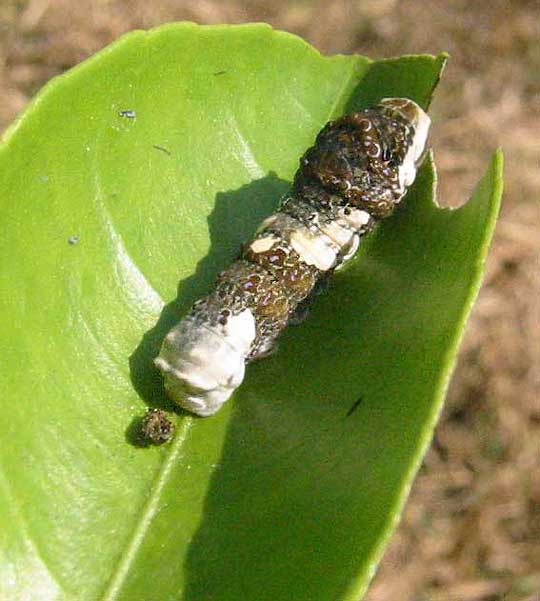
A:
0;23;502;601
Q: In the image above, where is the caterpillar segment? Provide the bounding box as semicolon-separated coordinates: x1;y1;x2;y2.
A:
154;98;431;416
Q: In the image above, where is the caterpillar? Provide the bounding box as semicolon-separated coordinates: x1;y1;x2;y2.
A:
154;98;430;417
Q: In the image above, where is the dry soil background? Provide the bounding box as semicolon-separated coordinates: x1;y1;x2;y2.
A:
1;1;539;600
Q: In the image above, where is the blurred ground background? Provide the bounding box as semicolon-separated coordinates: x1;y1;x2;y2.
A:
0;1;538;600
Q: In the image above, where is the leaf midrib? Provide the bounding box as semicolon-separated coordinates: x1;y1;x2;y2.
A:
99;418;193;601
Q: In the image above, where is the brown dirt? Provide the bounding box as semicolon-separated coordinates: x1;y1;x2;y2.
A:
1;1;538;600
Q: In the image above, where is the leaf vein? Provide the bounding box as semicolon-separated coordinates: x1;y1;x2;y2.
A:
99;418;193;601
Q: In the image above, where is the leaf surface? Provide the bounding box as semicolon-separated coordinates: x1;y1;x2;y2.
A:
0;23;501;601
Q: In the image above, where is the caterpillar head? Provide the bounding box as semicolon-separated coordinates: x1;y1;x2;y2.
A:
378;97;431;189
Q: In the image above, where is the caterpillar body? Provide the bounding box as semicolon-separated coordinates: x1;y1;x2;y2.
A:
155;98;430;416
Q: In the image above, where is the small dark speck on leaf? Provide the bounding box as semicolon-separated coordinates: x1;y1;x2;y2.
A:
214;70;227;76
153;145;172;156
138;408;175;446
119;109;136;119
346;396;364;417
68;235;80;245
